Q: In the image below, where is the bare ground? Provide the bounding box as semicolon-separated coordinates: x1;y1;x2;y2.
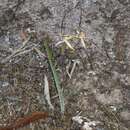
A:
0;0;130;130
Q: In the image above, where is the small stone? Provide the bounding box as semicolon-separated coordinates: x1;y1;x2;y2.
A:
2;82;9;87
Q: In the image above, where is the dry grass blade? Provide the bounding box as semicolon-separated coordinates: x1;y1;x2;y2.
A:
78;31;86;48
56;31;86;50
64;39;74;50
1;36;31;63
34;47;46;58
80;37;86;49
55;37;74;50
44;75;54;110
66;59;80;79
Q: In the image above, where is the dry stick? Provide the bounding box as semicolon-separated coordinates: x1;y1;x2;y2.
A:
13;44;36;56
13;48;33;57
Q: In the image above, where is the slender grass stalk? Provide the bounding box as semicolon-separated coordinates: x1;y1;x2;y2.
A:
43;36;65;113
